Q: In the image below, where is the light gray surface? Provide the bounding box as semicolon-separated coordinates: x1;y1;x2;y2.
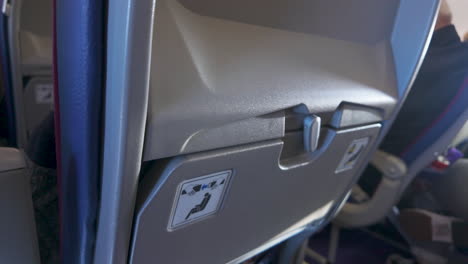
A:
0;147;26;171
93;0;156;263
334;161;406;228
0;149;40;264
452;121;468;146
371;150;407;180
131;124;381;264
178;0;397;44
143;0;400;161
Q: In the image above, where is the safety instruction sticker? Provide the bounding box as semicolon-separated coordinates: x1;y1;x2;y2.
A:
335;137;369;173
168;170;232;230
35;84;54;104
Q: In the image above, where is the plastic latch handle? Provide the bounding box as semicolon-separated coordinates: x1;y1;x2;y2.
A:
303;115;321;153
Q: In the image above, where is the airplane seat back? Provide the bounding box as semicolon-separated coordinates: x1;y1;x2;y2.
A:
91;0;440;263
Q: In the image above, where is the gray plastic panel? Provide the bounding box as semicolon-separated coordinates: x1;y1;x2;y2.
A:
329;103;384;129
0;149;40;264
94;0;156;263
131;124;381;264
8;0;53;147
23;77;54;139
0;169;40;264
143;0;399;161
0;147;26;171
19;0;53;75
178;0;397;44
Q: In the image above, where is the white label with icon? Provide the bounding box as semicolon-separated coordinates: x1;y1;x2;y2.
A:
168;170;231;230
336;137;369;173
35;84;54;104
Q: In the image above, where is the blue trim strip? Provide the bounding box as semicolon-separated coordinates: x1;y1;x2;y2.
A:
56;0;104;262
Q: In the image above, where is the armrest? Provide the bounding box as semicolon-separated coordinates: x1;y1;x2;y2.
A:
371;150;407;180
334;150;407;228
0;148;26;172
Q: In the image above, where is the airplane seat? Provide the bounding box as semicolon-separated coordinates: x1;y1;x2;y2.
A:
85;0;440;263
335;31;468;228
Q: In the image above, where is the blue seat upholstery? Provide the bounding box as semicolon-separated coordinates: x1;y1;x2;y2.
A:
55;0;105;263
380;26;468;165
400;76;468;164
359;25;468;197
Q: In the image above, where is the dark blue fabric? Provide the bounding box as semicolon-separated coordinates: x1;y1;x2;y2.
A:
55;0;104;263
0;1;18;145
401;77;468;163
360;26;468;196
380;25;468;164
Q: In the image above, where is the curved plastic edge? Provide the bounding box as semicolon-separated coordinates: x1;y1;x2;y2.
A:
93;0;155;263
391;0;440;98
